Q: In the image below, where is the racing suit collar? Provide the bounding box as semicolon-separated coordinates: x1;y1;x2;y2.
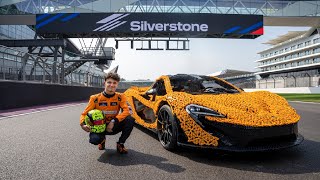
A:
102;91;116;98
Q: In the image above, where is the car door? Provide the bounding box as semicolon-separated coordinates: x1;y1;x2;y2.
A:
132;80;167;124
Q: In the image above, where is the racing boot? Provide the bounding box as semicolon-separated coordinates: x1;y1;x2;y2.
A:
116;142;128;154
98;138;106;150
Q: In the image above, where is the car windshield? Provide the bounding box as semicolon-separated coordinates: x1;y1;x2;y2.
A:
170;74;239;94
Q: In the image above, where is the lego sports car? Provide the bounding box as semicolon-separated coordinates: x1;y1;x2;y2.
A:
124;74;303;151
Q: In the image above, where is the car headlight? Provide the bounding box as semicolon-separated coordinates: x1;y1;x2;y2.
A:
186;104;226;118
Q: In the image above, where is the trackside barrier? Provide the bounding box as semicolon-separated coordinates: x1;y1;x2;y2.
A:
244;87;320;94
256;76;320;89
0;80;111;110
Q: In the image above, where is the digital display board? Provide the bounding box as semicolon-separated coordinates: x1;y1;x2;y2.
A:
36;13;263;38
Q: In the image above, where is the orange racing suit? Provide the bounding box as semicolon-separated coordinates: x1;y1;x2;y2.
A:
80;92;130;125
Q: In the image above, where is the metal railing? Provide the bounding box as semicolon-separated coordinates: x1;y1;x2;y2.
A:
2;0;320;17
80;47;115;59
0;45;105;86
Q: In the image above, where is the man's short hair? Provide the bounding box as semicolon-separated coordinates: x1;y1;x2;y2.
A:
104;72;120;82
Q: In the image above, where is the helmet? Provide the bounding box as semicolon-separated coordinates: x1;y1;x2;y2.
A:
84;109;106;133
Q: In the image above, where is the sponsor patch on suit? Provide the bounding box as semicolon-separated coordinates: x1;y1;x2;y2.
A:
110;102;118;106
99;102;108;106
102;110;118;115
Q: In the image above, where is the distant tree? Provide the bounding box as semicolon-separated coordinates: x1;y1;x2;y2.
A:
120;78;126;81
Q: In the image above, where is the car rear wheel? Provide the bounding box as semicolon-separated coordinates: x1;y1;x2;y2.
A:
157;105;178;150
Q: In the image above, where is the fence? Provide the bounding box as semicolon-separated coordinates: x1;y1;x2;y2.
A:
256;75;320;89
228;79;256;89
225;76;256;89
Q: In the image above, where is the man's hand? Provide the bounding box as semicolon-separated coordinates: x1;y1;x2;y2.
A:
106;122;114;133
81;124;91;132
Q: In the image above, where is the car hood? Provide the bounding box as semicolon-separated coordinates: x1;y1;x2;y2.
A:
167;91;300;127
127;86;150;93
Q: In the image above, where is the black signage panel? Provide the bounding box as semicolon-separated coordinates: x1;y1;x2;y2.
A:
36;13;263;38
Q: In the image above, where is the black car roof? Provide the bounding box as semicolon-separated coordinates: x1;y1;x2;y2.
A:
169;74;207;81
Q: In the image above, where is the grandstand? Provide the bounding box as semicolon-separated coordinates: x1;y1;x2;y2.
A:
208;69;256;89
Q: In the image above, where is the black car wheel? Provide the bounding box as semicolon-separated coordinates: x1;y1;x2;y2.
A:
157;105;178;150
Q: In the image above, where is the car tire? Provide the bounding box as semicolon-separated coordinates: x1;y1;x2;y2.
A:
157;105;178;151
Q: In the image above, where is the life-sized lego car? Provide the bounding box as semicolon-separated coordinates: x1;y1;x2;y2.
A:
124;74;303;151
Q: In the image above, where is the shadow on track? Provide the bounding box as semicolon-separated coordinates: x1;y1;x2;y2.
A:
98;149;185;173
176;139;320;175
134;124;158;139
134;124;320;175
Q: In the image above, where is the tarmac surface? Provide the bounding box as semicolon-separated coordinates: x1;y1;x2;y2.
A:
0;102;319;180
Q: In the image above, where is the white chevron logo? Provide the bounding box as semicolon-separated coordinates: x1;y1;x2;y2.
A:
93;14;130;31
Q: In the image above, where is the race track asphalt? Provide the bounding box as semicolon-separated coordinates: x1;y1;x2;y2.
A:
0;102;319;180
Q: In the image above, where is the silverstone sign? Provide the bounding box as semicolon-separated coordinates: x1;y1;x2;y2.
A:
129;21;208;32
92;13;209;32
36;13;263;38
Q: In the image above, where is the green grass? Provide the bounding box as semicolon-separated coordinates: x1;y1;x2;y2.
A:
278;94;320;103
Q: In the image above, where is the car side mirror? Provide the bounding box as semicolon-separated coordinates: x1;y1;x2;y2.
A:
146;88;157;95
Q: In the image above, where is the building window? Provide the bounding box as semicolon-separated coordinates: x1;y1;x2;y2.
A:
305;40;311;46
291;45;296;50
305;42;309;47
305;59;311;64
306;50;311;55
313;38;320;44
297;43;303;48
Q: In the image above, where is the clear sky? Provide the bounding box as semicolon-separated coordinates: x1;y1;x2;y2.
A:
73;26;310;81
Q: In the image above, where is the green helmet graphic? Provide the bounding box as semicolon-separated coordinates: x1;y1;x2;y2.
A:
85;109;106;133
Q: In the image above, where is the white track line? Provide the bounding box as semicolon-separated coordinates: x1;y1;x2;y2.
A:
0;103;86;120
289;101;320;105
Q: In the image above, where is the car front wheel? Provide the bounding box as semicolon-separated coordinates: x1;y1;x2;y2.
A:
157;105;178;151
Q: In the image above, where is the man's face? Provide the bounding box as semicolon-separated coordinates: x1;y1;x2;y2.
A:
104;78;118;94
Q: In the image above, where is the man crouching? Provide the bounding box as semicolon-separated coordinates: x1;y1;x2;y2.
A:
80;72;134;154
